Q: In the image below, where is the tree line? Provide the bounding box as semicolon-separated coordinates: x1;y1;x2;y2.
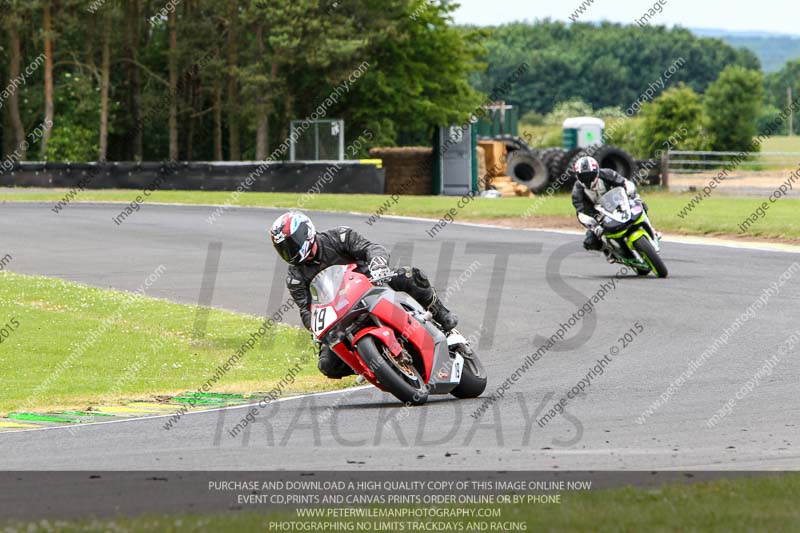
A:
0;0;483;163
475;21;800;156
471;21;762;116
2;5;798;164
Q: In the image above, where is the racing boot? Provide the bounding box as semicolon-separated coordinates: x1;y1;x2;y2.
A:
318;345;355;379
429;296;458;333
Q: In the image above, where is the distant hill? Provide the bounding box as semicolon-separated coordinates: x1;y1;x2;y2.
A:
692;28;800;72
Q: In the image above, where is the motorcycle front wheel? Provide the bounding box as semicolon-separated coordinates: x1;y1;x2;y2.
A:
633;236;668;278
356;336;429;406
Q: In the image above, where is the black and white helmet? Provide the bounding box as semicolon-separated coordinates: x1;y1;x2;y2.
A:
574;156;600;187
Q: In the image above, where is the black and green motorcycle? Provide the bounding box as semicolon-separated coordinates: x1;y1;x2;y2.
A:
595;187;668;278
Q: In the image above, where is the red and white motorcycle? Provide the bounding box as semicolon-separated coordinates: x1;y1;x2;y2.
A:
310;264;487;405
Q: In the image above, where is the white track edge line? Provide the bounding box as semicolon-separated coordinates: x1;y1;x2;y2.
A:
9;200;799;254
357;213;800;254
1;386;372;435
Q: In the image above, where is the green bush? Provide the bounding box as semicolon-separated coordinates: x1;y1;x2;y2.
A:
756;104;784;136
704;66;764;152
519;125;561;148
544;98;593;125
595;105;626;121
604;117;643;158
45;124;99;162
540;127;563;148
638;84;710;158
521;109;545;126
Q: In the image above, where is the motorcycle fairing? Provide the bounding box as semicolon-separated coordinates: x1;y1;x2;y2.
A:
352;326;403;356
311;264;463;394
361;289;456;390
310;264;372;338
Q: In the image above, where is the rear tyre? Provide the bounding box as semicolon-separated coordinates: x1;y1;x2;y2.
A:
506;150;549;193
632;236;668;278
560;147;589;189
449;344;488;399
355;336;429;406
541;147;567;190
593;145;636;179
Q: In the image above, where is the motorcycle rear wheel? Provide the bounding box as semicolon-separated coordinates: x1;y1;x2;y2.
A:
450;344;488;399
356;336;429;406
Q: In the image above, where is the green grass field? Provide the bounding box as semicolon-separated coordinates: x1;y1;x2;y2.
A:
761;135;800;152
3;188;798;241
7;474;798;532
0;271;348;416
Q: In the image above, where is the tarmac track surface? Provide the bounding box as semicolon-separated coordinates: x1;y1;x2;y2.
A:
0;202;798;471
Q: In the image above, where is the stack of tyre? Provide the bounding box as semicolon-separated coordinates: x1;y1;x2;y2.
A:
490;134;636;194
554;145;636;191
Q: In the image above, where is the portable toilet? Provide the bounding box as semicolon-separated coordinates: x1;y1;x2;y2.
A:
433;124;478;196
562;117;605;149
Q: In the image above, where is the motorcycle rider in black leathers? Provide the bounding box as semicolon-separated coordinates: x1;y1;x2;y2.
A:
269;211;458;379
571;156;659;262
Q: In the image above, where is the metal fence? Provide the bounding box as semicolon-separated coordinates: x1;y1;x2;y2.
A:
289;119;345;161
664;150;800;195
665;150;800;176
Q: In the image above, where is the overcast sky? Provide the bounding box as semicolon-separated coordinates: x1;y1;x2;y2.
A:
452;0;800;37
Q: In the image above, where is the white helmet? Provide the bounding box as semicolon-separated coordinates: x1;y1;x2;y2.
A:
574;156;600;187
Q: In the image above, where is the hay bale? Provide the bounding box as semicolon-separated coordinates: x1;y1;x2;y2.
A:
369;147;434;195
476;146;487;192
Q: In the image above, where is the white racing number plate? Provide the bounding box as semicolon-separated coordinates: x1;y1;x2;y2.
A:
437;353;464;384
451;354;464;383
311;305;338;337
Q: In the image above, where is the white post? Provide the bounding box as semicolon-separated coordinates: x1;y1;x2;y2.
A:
289;121;297;162
338;120;345;161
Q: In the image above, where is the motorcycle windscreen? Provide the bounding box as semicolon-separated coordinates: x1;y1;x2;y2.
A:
597;187;631;222
310;265;350;305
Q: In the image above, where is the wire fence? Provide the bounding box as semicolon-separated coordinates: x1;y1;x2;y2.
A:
664;150;800;196
666;150;800;175
289;119;345;162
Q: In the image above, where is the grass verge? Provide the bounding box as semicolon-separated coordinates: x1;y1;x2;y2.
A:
5;474;799;532
2;187;799;241
0;271;348;416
